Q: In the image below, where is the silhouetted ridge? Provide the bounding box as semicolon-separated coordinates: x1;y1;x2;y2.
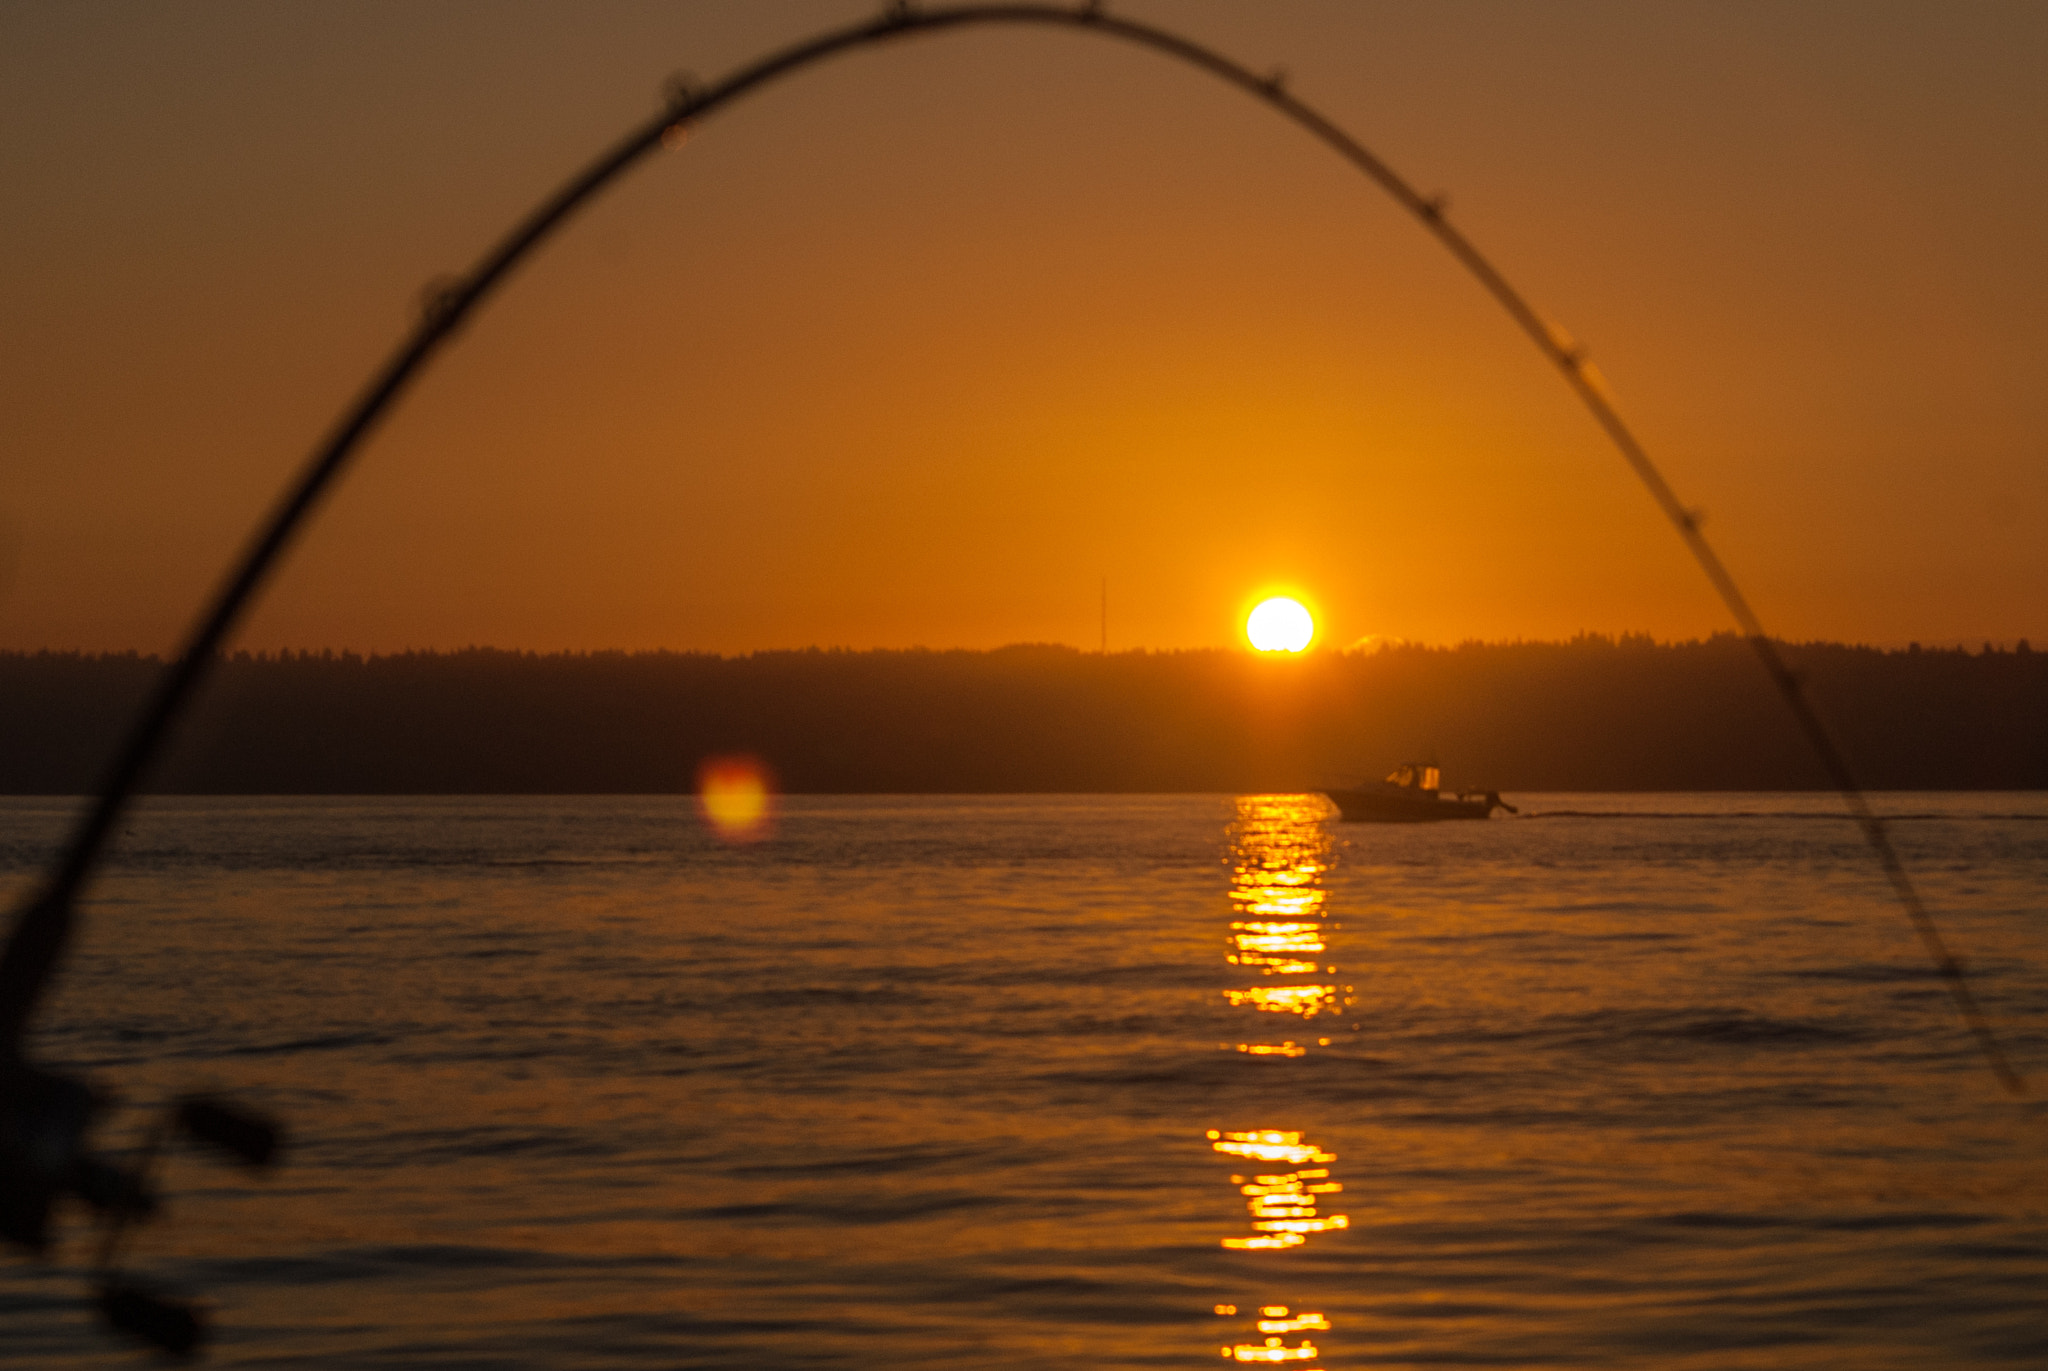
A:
1;637;2040;794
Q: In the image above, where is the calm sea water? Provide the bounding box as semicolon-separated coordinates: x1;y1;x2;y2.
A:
2;792;2044;1368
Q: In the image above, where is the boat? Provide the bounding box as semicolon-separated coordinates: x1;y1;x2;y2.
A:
1323;763;1516;823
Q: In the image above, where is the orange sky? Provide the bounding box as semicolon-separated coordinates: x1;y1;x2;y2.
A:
3;2;2043;655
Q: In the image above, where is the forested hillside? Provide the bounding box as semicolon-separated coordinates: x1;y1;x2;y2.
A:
1;636;2041;793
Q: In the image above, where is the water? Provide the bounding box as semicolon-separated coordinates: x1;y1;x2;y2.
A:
2;792;2044;1368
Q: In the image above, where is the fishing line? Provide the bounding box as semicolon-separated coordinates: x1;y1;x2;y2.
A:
1;1;2019;1093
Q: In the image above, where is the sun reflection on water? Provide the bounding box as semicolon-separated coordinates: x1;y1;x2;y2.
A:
1210;795;1350;1367
1222;795;1348;1047
1228;922;1325;978
1216;1303;1327;1362
1208;1129;1350;1250
1223;983;1338;1017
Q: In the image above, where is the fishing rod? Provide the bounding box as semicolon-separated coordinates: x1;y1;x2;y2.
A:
1;0;2022;1354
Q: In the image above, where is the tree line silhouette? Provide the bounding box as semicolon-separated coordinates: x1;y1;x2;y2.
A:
1;636;2040;794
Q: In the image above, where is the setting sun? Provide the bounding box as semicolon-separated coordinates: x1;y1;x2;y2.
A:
1246;597;1315;653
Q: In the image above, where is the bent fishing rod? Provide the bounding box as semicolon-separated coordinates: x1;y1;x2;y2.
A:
1;0;2022;1353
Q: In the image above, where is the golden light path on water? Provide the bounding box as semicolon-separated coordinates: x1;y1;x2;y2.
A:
1211;794;1352;1367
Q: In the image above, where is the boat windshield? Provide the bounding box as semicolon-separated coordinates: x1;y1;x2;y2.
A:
1383;764;1441;791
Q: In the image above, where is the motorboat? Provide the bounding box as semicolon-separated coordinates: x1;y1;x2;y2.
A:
1324;763;1515;823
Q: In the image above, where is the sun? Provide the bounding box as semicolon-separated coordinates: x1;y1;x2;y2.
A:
1246;597;1315;653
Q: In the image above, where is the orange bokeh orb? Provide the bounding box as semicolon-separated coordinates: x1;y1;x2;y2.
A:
696;754;776;842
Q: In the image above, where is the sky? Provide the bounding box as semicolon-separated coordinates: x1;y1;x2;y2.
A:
3;1;2044;656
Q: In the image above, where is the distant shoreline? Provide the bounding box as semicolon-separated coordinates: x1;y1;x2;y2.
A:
3;637;2042;794
4;789;2047;800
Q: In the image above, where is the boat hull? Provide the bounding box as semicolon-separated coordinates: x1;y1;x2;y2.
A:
1323;789;1497;823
